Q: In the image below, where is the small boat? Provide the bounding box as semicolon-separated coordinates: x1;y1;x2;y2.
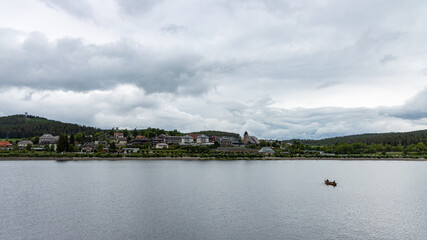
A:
324;179;337;187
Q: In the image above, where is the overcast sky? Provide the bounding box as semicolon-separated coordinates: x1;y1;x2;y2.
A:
1;0;427;139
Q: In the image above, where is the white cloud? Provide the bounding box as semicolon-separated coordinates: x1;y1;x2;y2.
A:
1;86;427;139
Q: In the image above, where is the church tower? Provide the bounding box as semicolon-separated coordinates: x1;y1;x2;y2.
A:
243;131;249;145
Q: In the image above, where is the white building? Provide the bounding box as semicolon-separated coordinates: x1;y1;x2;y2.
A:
259;147;275;154
165;136;182;144
181;135;194;145
219;137;233;147
18;140;33;149
39;134;59;144
156;143;169;149
196;134;209;144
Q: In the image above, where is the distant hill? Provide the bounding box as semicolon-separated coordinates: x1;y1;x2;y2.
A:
0;114;98;138
295;129;427;146
191;130;241;139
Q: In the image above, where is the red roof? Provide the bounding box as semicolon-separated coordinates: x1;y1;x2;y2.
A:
0;141;11;147
188;133;200;140
114;132;124;137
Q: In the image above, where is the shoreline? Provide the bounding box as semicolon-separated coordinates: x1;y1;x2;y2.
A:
0;157;426;161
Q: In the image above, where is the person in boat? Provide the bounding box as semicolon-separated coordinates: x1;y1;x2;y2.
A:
325;179;329;182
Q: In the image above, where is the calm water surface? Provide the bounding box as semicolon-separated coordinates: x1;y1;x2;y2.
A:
1;160;426;240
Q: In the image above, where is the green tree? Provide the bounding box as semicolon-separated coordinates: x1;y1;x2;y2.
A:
402;148;408;156
212;141;220;148
123;129;129;137
10;143;18;150
31;136;39;144
416;142;425;153
143;142;152;149
75;132;84;144
69;134;75;145
57;134;69;152
43;144;50;152
68;144;76;152
109;142;117;153
147;132;156;139
259;140;267;148
97;143;105;153
393;144;403;152
108;128;115;136
26;143;32;151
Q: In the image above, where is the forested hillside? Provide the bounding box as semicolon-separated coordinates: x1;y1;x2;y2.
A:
0;114;98;138
297;129;427;146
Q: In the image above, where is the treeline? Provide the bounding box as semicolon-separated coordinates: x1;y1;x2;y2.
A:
0;115;98;138
283;141;427;156
295;129;427;146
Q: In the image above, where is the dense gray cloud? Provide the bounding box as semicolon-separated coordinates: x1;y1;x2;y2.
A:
0;30;212;95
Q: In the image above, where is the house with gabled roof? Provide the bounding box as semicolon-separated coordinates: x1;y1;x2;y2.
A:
114;132;124;139
39;134;59;144
18;140;33;149
181;135;194;145
156;142;169;149
165;136;182;144
259;147;275;155
0;141;12;149
196;134;209;144
188;133;200;141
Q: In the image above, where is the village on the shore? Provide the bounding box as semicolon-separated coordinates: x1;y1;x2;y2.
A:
0;130;289;157
1;121;426;159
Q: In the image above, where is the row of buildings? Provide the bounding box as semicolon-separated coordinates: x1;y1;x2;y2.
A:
1;132;262;152
84;132;257;153
121;133;243;148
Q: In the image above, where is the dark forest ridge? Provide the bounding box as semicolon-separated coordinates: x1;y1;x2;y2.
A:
0;114;98;138
294;129;427;146
0;114;241;139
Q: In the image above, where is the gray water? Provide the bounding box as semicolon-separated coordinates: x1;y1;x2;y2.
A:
1;160;426;240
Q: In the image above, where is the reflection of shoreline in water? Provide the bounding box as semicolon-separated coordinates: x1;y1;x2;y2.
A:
0;157;426;161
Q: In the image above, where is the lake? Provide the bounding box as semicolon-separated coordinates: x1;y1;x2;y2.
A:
1;160;426;239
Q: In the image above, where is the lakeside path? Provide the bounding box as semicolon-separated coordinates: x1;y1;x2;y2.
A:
0;157;426;161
